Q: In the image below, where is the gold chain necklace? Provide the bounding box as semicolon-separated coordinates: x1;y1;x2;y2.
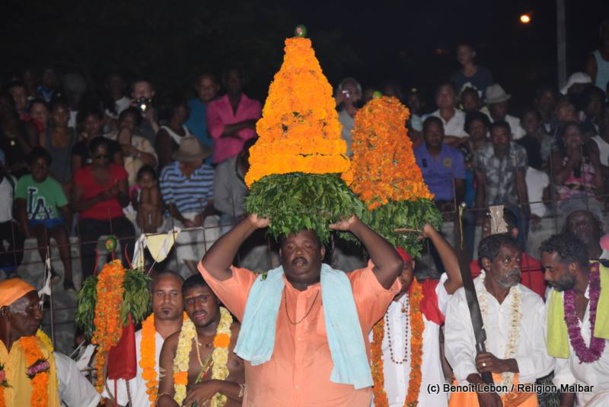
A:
284;289;319;325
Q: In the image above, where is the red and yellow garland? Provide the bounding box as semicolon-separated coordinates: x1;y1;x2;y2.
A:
91;260;126;391
343;96;433;210
245;36;350;187
371;279;424;407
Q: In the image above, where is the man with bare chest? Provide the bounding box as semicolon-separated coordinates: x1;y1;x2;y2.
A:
157;274;244;407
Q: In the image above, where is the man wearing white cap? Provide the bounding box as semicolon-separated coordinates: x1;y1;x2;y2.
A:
483;84;525;140
560;72;593;96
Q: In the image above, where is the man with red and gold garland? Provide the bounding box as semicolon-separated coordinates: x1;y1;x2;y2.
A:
0;278;100;407
103;270;185;407
370;223;462;406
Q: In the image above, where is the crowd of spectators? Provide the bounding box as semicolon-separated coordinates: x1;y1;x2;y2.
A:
1;25;609;289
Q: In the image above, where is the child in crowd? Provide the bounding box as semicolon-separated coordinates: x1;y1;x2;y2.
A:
15;147;75;291
130;165;164;233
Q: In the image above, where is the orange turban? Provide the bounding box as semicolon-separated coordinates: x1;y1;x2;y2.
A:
0;278;36;307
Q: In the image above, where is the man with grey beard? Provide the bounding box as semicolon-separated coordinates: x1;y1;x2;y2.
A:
444;234;553;407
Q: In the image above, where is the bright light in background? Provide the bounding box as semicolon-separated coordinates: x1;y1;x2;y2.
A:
520;14;532;24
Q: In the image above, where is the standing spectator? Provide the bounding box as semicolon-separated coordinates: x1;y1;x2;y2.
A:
105;107;157;186
459;87;481;113
450;43;494;97
0;93;37;177
155;98;192;168
519;108;553;168
207;68;261;165
429;83;468;147
335;77;362;156
39;100;76;195
551;122;604;220
130;78;160;145
72;137;135;278
184;73;219;151
483;84;525;140
15;147;75;291
0;149;24;278
159;136;215;276
71;106;123;173
585;19;609;93
474;121;529;250
37;67;61;103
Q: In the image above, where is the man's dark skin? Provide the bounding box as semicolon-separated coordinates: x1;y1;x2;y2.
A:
202;214;403;291
0;290;42;351
563;210;604;260
218;69;257;140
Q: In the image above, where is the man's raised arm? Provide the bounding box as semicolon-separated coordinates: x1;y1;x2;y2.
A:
330;216;403;289
201;214;269;281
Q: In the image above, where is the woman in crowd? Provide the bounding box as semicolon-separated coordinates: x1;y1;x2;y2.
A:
27;99;49;139
39;99;76;195
155;98;192;168
551;121;604;220
105;107;157;186
72;137;135;278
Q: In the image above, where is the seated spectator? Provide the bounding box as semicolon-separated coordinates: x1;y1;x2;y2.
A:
102;73;131;132
105;107;157;186
549;96;578;146
469;207;546;298
534;85;557;134
405;88;424;148
563;209;608;261
519;108;553;168
184;73;219;150
15;147;75;291
0;149;24;278
160;136;215;276
40;99;76;195
22;68;39;101
380;79;403;102
72;137;135;278
0;92;37;177
560;72;593;96
155;98;193;168
483;84;525;139
592;104;609;195
551;121;604;220
37;67;61;103
451;42;494;97
62;73;87;129
7;81;29;121
27;99;49;140
517;137;550;221
71;106;123;174
207;68;261;164
335;77;362;156
459;87;481;113
428;82;468;147
130;77;160;145
131;165;164;233
580;86;605;138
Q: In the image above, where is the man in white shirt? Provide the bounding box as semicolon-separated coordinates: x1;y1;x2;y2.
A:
483;84;525;140
103;271;184;407
370;223;462;407
445;234;553;407
542;233;609;407
429;83;468;147
55;352;101;407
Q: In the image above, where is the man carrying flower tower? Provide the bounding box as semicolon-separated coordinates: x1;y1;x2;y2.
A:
157;274;244;407
542;233;609;406
102;270;185;407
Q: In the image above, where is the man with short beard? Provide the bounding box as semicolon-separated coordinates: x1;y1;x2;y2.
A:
445;234;553;407
103;271;185;407
157;274;244;407
563;209;608;262
542;233;609;406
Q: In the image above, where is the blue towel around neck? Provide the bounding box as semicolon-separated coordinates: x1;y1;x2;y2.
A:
234;263;373;389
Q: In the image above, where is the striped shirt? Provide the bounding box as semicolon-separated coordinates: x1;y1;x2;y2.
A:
159;162;214;215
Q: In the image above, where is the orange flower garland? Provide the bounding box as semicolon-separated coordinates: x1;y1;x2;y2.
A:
20;335;51;407
344;96;433;210
245;36;350;187
371;279;424;407
91;260;126;391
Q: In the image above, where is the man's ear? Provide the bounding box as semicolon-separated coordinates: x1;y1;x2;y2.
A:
481;257;491;272
320;246;326;259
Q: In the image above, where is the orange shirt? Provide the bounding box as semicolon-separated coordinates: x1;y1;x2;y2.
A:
199;261;400;407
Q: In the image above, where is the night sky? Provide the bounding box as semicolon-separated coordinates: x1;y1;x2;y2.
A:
2;0;609;110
